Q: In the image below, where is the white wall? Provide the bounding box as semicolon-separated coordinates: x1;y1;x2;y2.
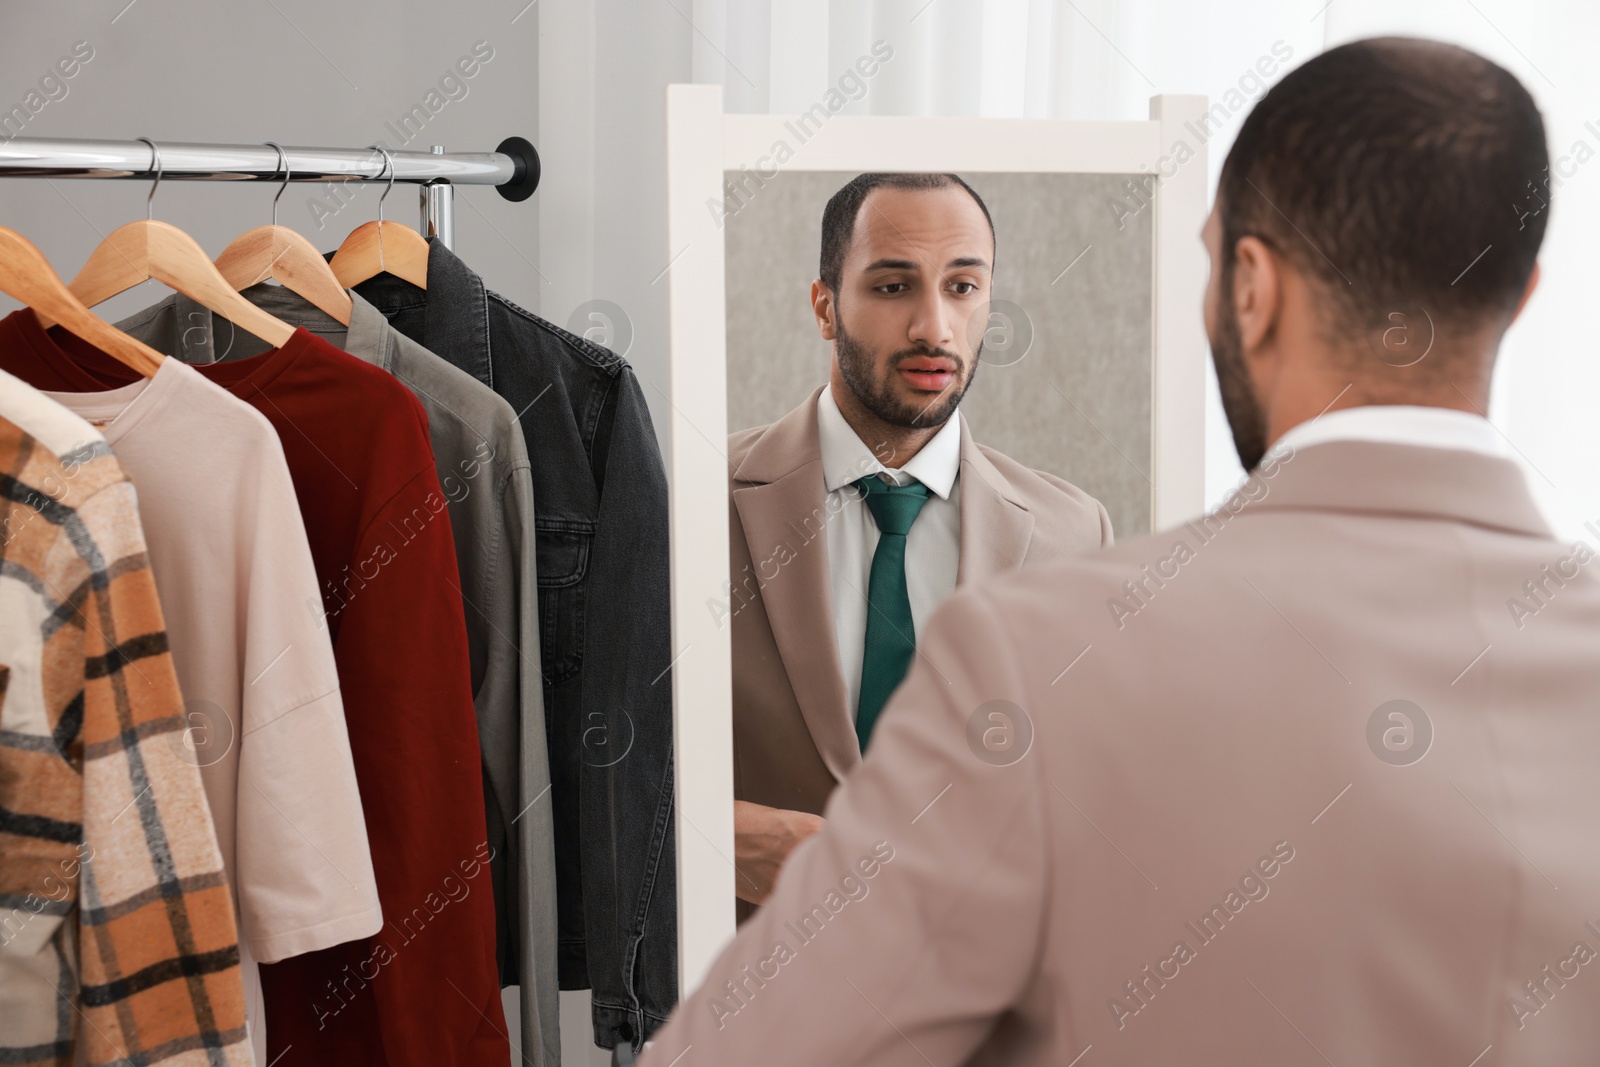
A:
0;2;539;327
536;0;691;450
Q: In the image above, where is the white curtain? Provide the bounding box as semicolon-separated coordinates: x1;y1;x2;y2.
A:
692;0;1324;121
541;0;1599;537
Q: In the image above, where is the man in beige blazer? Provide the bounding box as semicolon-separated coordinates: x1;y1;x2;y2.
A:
645;37;1600;1065
727;172;1111;910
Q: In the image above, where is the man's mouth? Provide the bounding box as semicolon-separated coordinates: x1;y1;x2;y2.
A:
896;356;958;392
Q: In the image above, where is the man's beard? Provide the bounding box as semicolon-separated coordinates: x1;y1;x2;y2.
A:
1209;273;1269;471
834;316;978;430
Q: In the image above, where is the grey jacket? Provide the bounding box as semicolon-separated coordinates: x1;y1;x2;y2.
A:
116;286;560;1067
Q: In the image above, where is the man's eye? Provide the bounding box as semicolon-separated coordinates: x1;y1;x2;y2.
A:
949;282;977;295
877;283;908;295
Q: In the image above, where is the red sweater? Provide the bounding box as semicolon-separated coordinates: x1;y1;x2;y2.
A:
0;309;509;1067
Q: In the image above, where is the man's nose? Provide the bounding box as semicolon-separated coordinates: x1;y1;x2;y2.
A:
906;287;956;350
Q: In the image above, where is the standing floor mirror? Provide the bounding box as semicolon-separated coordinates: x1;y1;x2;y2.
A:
662;84;1210;994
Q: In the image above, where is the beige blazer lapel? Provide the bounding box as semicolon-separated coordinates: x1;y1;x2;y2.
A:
955;417;1035;586
731;389;858;780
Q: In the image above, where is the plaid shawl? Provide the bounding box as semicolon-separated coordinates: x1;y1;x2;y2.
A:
0;398;249;1067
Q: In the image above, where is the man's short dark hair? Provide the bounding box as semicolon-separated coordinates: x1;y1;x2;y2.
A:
1218;37;1548;344
819;173;995;292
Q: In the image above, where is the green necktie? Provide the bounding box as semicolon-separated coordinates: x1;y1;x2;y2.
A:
853;475;932;752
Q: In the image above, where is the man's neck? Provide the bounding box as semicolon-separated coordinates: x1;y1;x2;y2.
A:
1260;348;1495;449
829;380;943;469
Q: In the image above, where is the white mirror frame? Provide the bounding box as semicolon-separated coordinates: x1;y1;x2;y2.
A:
662;84;1211;994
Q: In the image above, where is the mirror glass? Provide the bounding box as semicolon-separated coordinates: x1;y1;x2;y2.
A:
714;166;1159;918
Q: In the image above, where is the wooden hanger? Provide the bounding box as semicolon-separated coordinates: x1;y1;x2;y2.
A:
214;142;352;324
35;138;295;348
329;145;429;290
0;226;163;377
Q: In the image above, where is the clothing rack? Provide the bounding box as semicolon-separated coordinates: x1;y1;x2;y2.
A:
0;135;540;251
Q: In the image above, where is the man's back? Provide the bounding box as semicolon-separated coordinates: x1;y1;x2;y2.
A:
650;438;1600;1064
978;438;1600;1061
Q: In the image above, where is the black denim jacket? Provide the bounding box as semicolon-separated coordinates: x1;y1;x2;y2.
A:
351;240;677;1051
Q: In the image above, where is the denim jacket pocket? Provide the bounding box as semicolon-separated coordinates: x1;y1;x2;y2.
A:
535;523;592;685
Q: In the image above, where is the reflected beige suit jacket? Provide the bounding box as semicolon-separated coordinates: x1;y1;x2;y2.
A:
650;439;1600;1066
726;385;1111;826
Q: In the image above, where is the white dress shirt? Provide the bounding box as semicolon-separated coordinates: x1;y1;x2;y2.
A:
1273;404;1506;457
817;385;963;721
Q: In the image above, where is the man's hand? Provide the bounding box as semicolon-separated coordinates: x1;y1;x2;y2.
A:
733;800;825;905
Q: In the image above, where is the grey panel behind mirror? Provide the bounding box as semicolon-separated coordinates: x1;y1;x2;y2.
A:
722;170;1154;538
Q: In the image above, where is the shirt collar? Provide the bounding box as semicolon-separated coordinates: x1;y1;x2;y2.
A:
346;236;494;388
817;384;962;499
117;284;399;373
345;291;397;371
1273;404;1506;458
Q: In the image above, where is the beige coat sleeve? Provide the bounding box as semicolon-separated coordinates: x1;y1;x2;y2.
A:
640;585;1050;1066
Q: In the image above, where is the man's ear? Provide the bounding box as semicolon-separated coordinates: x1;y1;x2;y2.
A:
811;279;837;341
1232;235;1281;356
1509;261;1541;325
